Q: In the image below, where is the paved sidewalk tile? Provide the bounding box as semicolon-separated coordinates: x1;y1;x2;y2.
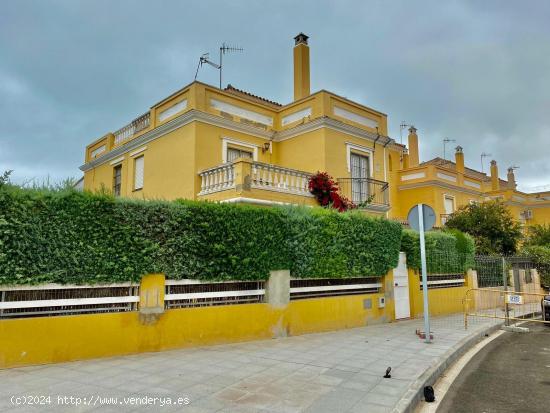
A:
0;316;497;413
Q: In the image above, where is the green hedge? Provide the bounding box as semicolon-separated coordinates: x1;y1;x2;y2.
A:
0;187;402;285
522;245;550;287
400;229;475;274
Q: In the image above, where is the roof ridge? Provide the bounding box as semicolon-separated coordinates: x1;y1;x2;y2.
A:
224;84;282;107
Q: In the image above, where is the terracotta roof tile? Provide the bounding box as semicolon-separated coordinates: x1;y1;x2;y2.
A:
224;84;282;108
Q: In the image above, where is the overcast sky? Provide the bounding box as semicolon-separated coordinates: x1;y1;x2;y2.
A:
1;0;549;191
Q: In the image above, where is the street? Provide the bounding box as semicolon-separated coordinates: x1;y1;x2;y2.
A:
437;322;550;413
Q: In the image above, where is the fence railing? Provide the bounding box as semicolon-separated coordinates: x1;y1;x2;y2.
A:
290;277;382;300
114;112;150;145
0;283;139;319
337;177;389;208
250;162;312;197
420;274;465;290
164;280;265;309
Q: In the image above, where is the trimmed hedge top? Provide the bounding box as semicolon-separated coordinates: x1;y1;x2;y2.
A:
400;228;475;274
0;187;402;285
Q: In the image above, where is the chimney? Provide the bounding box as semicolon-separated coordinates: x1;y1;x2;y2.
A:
407;126;419;167
402;149;410;169
507;167;517;190
293;33;310;101
455;146;465;174
490;160;499;190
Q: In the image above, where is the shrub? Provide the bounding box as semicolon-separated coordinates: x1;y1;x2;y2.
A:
522;245;550;287
0;186;402;285
308;172;355;212
400;229;475;274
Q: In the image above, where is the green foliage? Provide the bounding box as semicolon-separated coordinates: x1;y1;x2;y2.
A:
524;224;550;247
0;170;13;188
0;186;402;285
400;229;475;274
282;207;402;278
444;200;522;255
522;245;550;287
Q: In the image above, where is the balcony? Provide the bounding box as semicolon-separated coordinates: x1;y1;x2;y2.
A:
337;177;390;212
198;160;315;206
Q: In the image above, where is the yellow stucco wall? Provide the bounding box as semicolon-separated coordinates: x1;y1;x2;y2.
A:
407;269;471;318
0;291;391;369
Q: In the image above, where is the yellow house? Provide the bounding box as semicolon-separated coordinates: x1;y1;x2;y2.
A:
81;33;550;226
81;33;401;216
396;128;550;228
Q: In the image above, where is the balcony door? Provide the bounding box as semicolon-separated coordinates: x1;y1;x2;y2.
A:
350;153;370;203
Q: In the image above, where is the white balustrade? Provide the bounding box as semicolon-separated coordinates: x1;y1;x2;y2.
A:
251;163;312;196
198;161;312;197
198;164;235;195
114;112;150;145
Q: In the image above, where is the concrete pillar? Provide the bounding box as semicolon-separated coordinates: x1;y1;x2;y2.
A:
467;269;478;289
139;273;165;324
266;270;290;308
233;158;252;194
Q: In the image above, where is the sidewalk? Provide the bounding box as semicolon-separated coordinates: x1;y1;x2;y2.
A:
0;316;499;413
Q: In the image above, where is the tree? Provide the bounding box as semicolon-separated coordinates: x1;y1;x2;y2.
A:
524;224;550;247
0;170;13;188
444;200;522;255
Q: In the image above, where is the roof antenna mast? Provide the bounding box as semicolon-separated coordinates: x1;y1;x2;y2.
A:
219;43;243;89
194;53;221;81
194;43;243;89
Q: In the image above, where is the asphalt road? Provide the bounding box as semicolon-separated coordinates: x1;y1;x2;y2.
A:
437;322;550;413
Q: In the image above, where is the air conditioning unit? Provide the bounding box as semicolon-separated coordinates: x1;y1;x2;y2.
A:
523;210;533;220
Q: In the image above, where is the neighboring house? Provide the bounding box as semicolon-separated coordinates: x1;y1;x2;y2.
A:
80;33;550;226
397;130;550;227
73;176;84;191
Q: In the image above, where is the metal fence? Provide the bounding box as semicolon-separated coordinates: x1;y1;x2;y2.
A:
164;280;266;309
337;177;389;207
0;283;139;319
289;277;382;300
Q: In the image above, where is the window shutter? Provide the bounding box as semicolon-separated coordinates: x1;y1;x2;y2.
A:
134;156;144;190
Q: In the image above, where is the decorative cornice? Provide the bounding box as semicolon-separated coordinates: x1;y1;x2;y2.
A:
80;110;399;171
398;180;483;197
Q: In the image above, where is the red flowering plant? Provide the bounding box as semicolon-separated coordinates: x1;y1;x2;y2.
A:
308;172;356;212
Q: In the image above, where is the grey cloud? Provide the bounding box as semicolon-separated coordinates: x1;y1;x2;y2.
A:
1;0;549;191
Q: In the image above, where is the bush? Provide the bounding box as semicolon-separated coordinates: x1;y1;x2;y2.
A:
400;229;475;274
522;245;550;287
0;186;402;285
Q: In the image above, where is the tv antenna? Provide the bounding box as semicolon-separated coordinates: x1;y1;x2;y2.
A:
480;152;492;173
399;121;411;144
194;53;221;81
219;43;243;89
194;43;243;89
443;137;456;161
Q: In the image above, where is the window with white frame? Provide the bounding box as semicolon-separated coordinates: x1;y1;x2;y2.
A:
227;147;253;162
134;156;144;190
350;153;370;203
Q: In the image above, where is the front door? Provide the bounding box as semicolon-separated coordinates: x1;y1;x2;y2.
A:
394;252;411;320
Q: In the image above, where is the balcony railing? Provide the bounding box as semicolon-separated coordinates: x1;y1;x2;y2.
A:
198;161;312;197
337;177;389;209
250;162;312;196
199;164;235;195
114;112;150;145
